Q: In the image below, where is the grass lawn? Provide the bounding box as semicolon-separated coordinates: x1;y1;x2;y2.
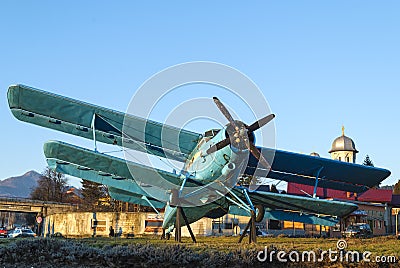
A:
0;235;398;267
79;235;400;258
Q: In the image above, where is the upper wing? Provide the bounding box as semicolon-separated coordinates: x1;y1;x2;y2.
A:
8;84;202;162
245;147;391;193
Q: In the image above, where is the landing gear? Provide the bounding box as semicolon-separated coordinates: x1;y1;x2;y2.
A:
175;206;181;242
171;189;197;243
236;189;263;244
161;229;171;240
238;210;257;244
161;229;165;240
255;204;265;223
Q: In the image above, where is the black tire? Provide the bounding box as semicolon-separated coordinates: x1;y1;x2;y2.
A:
254;204;265;222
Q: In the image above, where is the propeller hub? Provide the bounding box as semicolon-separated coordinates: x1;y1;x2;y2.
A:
225;120;254;151
206;97;274;170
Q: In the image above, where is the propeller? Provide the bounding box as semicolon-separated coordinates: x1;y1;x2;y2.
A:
212;97;237;128
247;114;275;132
206;97;274;170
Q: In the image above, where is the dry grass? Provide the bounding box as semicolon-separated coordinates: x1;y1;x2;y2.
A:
80;235;400;256
0;235;398;267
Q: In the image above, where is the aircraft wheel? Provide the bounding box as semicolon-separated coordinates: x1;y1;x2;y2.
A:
255;204;265;222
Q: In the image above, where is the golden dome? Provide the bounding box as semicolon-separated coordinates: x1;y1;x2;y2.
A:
329;126;358;153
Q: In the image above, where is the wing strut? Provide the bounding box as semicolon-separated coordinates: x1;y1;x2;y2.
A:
141;196;160;215
220;184;259;244
313;167;324;198
243;189;255;211
91;113;98;152
216;190;251;213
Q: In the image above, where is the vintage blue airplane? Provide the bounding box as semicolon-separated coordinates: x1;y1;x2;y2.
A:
7;84;390;243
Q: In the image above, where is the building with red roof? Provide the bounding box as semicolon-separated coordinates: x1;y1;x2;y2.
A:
282;127;394;237
287;182;393;236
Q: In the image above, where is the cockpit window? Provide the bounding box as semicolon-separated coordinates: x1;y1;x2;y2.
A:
204;129;220;138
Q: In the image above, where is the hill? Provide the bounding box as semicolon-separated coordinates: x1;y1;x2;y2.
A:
0;170;41;198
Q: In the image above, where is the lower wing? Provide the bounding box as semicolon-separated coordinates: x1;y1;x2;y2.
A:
44;140;182;204
232;186;357;217
226;186;357;226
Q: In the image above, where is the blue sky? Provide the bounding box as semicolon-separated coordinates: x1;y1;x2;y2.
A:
0;1;399;188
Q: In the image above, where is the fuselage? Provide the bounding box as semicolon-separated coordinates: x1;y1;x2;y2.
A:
162;123;253;232
183;125;251;183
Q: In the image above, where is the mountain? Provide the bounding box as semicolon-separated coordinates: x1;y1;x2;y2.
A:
0;170;41;198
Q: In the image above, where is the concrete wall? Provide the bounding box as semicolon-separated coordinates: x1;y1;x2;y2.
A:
179;218;213;237
43;212;152;237
43;212;216;238
45;212;341;238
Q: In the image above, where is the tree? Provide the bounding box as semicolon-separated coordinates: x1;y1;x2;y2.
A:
80;181;136;212
362;155;380;188
394;180;400;195
81;180;108;211
30;167;68;202
363;155;374;166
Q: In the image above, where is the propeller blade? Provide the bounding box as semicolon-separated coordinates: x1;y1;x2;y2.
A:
206;138;230;155
213;97;237;127
247;142;271;170
247;114;275;132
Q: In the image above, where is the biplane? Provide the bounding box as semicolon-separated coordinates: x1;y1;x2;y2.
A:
7;84;390;243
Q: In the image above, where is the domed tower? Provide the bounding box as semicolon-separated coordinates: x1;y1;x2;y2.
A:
329;126;358;163
310;152;320;157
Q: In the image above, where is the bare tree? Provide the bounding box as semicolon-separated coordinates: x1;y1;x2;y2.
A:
30;167;68;202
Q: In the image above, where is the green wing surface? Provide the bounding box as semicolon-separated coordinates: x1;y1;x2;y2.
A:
8;84;202;162
229;206;339;226
44;140;184;203
232;187;357;218
107;187;165;209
